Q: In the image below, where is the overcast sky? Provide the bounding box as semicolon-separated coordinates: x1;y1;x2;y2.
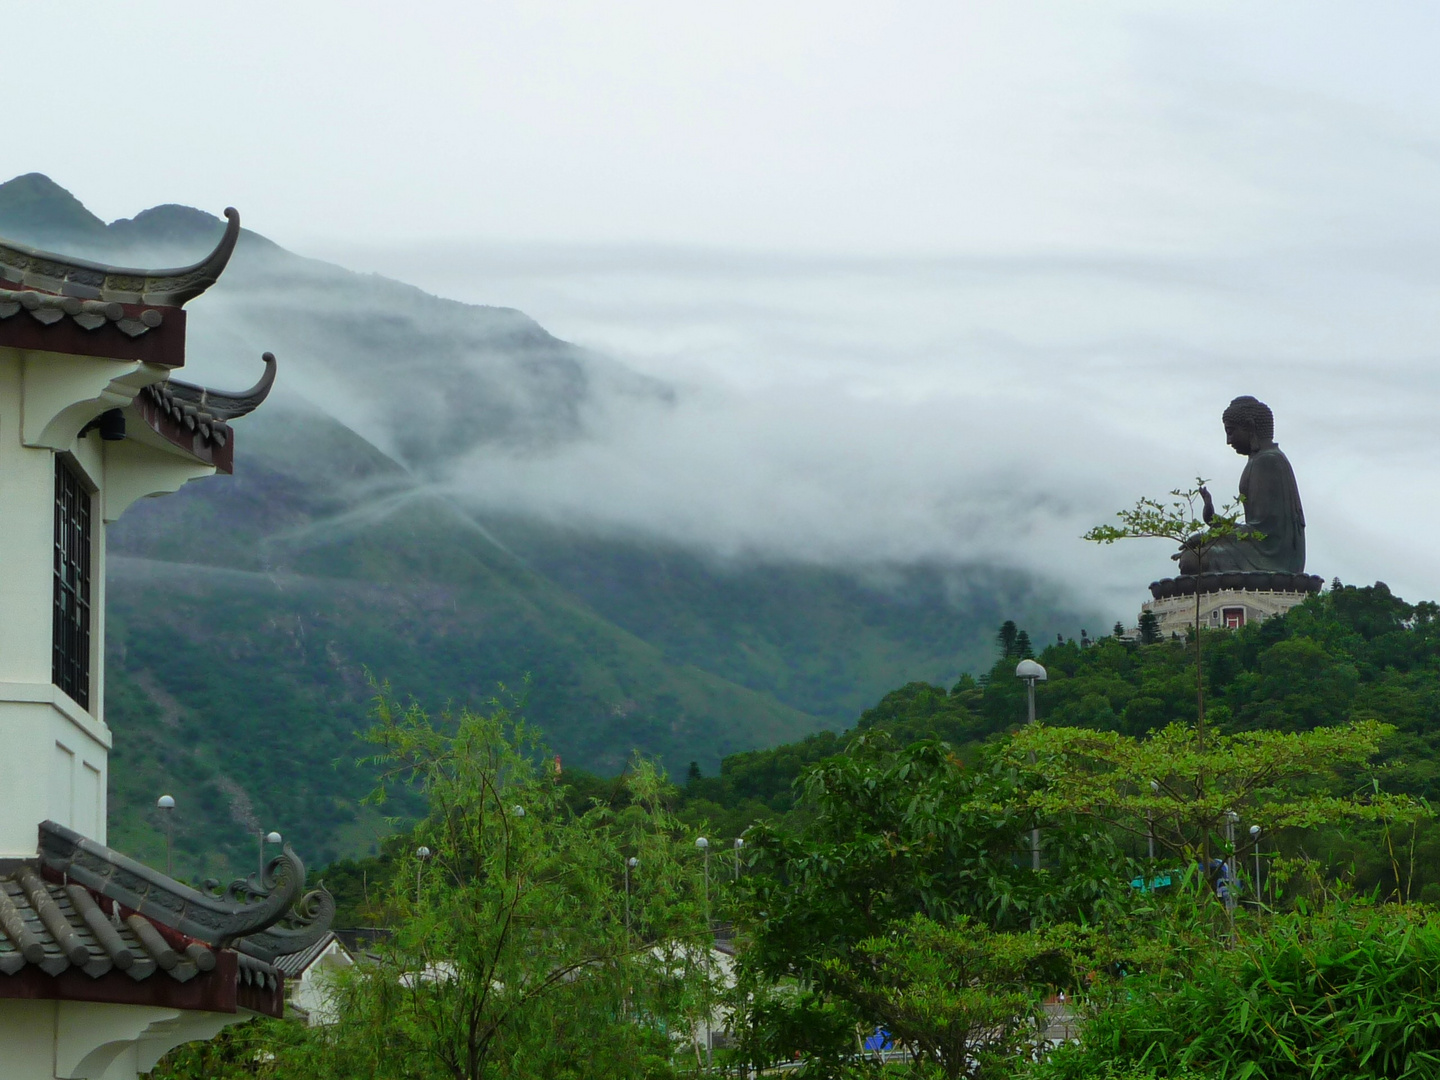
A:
15;3;1440;254
13;3;1440;617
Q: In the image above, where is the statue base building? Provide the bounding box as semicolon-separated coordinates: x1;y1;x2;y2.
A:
1143;571;1324;638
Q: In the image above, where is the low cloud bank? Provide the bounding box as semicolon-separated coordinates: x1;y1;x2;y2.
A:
283;242;1440;621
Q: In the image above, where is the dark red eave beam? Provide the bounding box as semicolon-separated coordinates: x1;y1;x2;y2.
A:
133;384;234;474
0;305;187;367
0;951;260;1014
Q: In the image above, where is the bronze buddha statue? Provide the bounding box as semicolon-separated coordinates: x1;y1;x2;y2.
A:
1174;396;1305;575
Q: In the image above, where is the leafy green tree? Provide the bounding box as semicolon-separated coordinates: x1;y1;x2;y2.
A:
731;735;1127;1071
329;692;713;1080
852;681;981;746
823;915;1087;1080
1006;718;1426;892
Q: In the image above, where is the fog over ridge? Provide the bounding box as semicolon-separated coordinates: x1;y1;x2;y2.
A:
286;236;1440;622
28;199;1437;626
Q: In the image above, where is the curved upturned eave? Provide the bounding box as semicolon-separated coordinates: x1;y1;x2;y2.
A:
0;207;241;307
164;351;277;420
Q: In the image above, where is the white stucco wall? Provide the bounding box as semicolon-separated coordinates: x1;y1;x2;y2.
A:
1142;588;1311;639
0;999;248;1080
0;346;212;857
289;939;356;1026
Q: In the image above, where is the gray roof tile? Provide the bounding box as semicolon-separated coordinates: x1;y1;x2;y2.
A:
0;209;240;307
0;872;208;984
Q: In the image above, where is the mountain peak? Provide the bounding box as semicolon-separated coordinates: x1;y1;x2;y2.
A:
109;204;230;251
0;173;109;247
0;175;248;261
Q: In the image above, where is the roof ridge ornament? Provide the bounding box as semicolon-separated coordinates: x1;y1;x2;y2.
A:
37;819;333;951
232;886;338;963
0;207;241;307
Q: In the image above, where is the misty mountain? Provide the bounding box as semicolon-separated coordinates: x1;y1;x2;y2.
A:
0;174;1095;875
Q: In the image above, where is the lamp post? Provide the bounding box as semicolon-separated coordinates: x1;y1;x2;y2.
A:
1223;811;1240;911
416;845;431;906
694;837;715;1072
625;856;638;943
259;830;282;881
1249;824;1262;905
156;795;175;877
696;837;710;917
1015;659;1047;871
733;837;744;882
1148;780;1159;862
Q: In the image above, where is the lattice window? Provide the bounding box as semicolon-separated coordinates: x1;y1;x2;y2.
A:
53;457;92;709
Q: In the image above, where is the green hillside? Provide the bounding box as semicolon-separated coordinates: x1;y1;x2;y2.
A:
103;404;1079;876
480;516;1066;724
103;411;825;874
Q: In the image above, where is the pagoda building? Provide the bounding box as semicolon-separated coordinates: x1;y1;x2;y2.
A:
0;210;332;1077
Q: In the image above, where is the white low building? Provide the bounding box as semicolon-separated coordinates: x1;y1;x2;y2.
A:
275;932;356;1026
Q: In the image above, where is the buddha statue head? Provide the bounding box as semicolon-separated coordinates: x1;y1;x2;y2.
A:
1221;395;1274;456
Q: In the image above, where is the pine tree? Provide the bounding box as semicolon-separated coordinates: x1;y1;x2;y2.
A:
996;621;1019;658
1014;630;1034;659
1113;621;1126;638
1138;610;1162;645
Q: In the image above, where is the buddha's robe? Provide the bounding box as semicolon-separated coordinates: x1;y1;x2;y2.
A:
1201;444;1306;573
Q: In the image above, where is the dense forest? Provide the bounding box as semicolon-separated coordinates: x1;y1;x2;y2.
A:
320;579;1440;926
614;578;1440;892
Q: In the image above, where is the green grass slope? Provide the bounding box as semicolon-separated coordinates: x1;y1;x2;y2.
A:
485;516;1076;724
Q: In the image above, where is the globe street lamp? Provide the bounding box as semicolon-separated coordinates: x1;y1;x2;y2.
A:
733;837;744;882
416;845;432;905
1249;824;1262;905
1015;659;1047;871
696;837;710;916
156;795;175;877
694;837;717;1071
625;856;639;942
260;830;282;881
1015;659;1047;723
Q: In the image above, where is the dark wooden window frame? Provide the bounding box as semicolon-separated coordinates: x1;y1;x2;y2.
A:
52;455;93;710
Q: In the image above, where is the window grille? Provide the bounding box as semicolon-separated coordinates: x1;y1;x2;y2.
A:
53;457;91;709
